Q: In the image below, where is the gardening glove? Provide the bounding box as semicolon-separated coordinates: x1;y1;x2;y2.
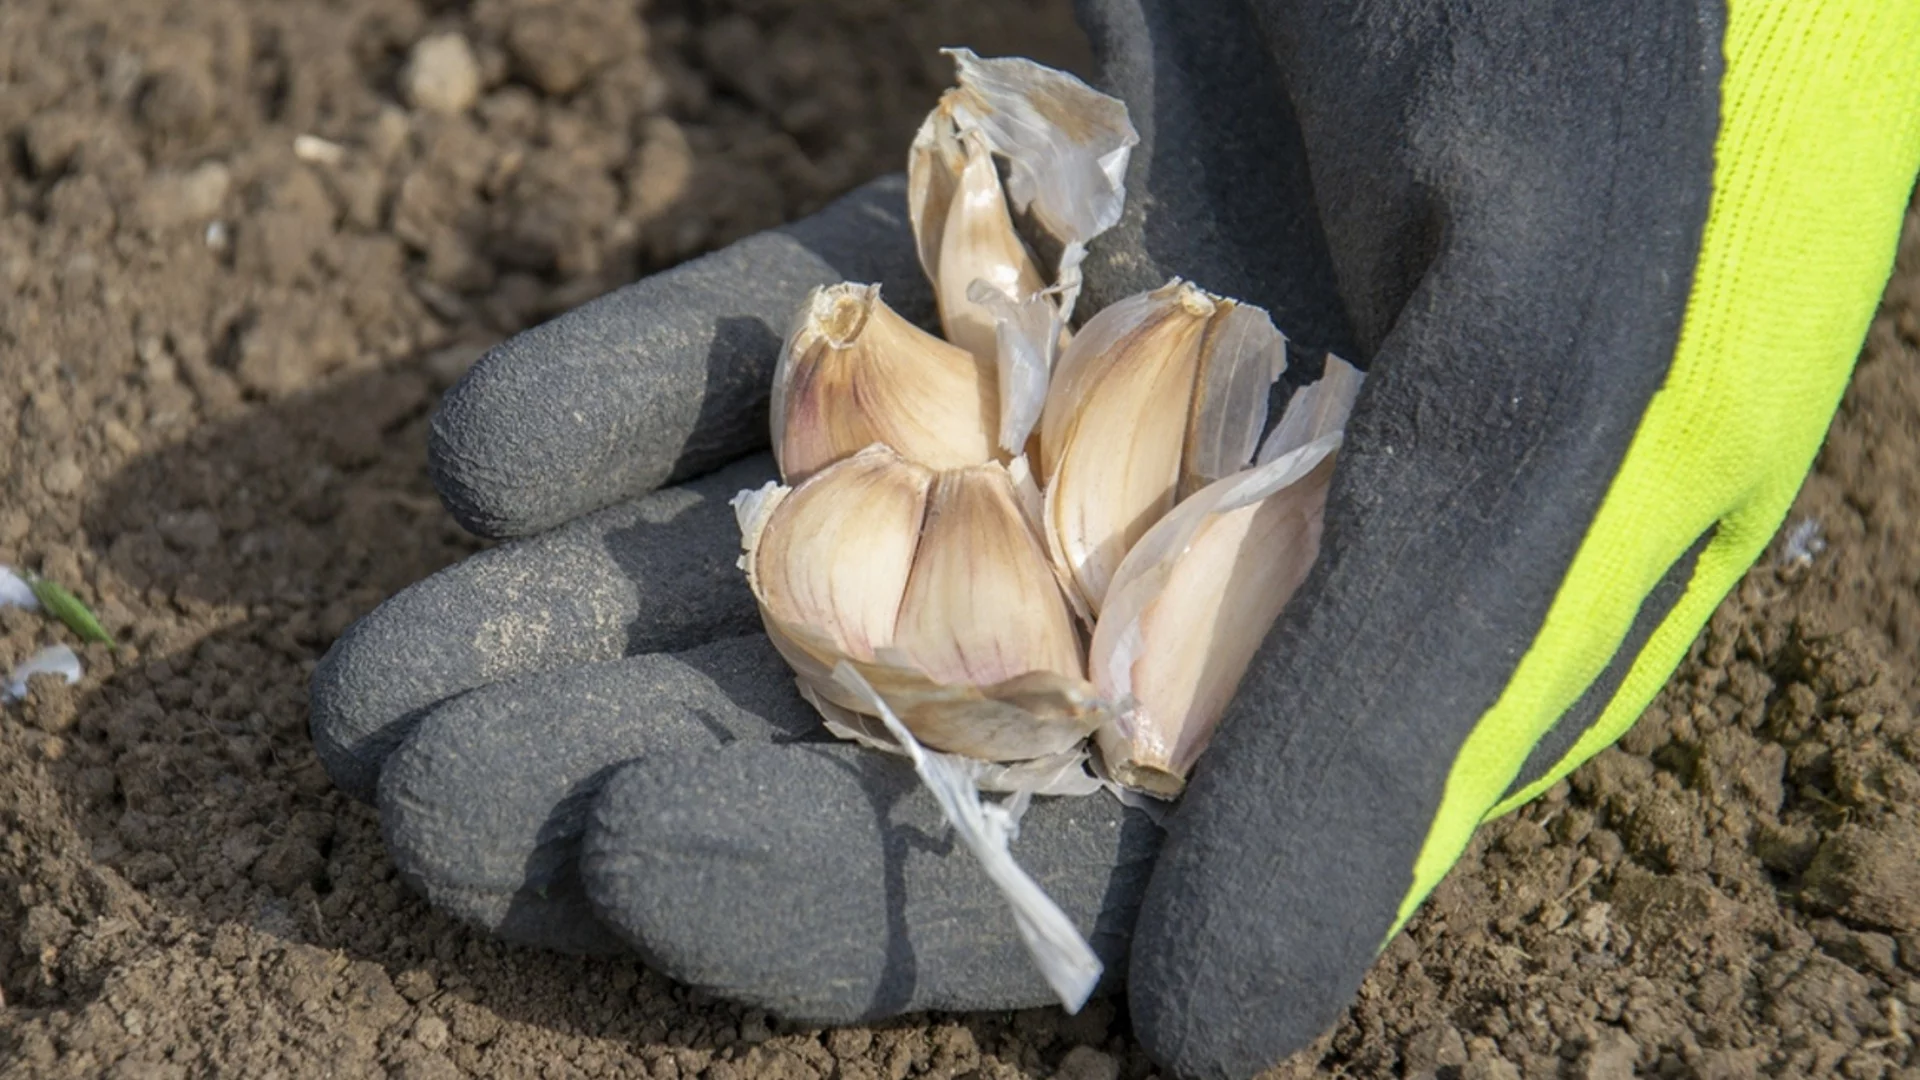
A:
309;0;1920;1077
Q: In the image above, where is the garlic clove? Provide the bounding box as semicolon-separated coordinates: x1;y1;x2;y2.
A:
739;447;1104;763
1040;282;1215;616
934;131;1048;363
772;283;999;483
1039;280;1292;617
893;462;1084;691
1090;357;1363;796
910;95;1066;461
1092;451;1334;796
876;457;1100;761
745;443;931;664
909;49;1137;463
906;94;968;289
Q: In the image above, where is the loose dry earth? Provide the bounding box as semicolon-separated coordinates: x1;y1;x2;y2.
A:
3;1;1920;1077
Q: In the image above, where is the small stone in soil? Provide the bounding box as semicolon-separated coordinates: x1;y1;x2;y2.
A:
404;34;481;115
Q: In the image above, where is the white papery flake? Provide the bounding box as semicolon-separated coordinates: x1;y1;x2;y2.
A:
968;280;1062;454
0;566;41;611
830;663;1103;1013
942;48;1138;256
5;644;82;702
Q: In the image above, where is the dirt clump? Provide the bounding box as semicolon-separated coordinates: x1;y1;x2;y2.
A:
3;0;1920;1077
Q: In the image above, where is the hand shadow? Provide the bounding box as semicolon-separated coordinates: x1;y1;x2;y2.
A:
28;362;765;1051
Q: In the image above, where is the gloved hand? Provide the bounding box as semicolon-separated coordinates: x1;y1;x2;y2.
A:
310;1;1920;1076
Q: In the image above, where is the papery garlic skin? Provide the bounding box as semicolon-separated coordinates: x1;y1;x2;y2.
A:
772;283;999;484
939;47;1138;321
969;281;1062;457
828;663;1106;1012
1040;280;1288;617
906;100;968;288
1090;358;1364;796
737;443;1103;762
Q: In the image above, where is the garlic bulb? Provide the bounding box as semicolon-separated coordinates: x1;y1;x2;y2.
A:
742;52;1357;796
1091;358;1364;796
771;283;998;483
734;48;1367;1015
736;444;1102;762
1040;280;1289;616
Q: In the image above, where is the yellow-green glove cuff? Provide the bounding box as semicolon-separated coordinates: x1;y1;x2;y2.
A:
1400;0;1920;937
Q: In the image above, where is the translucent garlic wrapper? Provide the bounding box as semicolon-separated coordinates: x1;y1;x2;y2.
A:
734;444;1104;763
918;49;1137;302
1090;358;1365;796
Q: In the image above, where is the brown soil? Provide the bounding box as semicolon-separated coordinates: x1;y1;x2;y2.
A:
2;1;1918;1077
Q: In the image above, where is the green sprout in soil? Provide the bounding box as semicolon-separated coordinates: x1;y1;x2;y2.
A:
23;571;115;648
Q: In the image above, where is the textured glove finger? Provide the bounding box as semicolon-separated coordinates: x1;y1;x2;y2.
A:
431;175;932;541
377;634;816;955
309;454;775;801
1124;2;1724;1076
580;741;1161;1023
